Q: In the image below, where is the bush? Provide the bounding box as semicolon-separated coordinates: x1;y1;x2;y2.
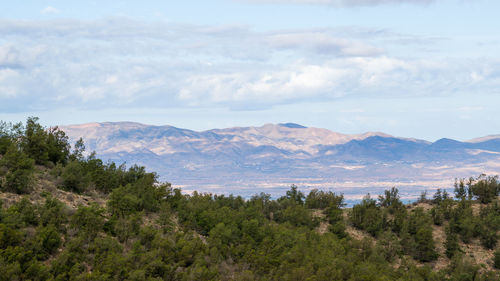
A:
326;206;346;238
430;207;444;226
39;195;68;229
84;157;120;193
274;205;316;228
7;198;39;226
350;195;385;236
278;185;305;206
471;174;500;204
414;225;438;262
71;204;105;239
0;135;12;155
378;187;403;212
35;225;62;259
305;189;345;209
61;161;89;193
46;126;70;165
494;249;500;269
108;175;168;217
480;230;498;250
445;227;460;258
0;223;22;248
0;144;35;194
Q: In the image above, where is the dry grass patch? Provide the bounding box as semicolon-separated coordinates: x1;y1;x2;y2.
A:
311;209;329;235
461;239;496;271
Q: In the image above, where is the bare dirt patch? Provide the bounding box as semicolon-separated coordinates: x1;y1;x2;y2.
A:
431;223;449;270
461;239;495;271
311;209;329;235
0;168;106;209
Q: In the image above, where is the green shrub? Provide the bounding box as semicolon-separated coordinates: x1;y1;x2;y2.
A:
445;227;460;258
350;195;386;236
7;198;39;226
71;204;105;239
35;225;61;259
39;196;67;229
494;249;500;269
0;144;35;194
0;223;23;248
471;174;500;204
305;189;345;209
61;161;89;193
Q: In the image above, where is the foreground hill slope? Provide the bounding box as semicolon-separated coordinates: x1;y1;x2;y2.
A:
61;122;500;199
2;118;500;280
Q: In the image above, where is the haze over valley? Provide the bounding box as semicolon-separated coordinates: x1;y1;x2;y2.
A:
61;122;500;203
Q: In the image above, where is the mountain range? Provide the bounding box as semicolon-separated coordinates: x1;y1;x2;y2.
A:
60;122;500;202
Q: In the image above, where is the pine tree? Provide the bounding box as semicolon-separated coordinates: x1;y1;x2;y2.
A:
415;225;438;262
433;189;443;204
454;178;467;200
445;226;460;258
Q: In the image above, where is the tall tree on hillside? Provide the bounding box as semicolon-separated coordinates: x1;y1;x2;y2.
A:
454;178;467;200
415;224;438;262
46;126;71;165
71;138;86;161
280;185;305;205
471;174;500;204
22;117;49;165
445;226;460;258
378;187;403;214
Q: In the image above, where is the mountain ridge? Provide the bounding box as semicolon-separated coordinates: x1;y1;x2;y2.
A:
60;122;500;199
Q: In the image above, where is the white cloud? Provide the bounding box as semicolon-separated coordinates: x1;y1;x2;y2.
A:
178;64;351;105
176;56;496;107
0;68;20;98
265;32;383;56
0;18;499;112
0;44;46;67
41;6;61;15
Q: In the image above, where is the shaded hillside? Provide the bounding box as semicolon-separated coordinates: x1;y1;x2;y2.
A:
317;136;429;161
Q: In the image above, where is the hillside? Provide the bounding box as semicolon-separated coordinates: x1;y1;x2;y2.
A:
60;122;500;200
2;118;500;280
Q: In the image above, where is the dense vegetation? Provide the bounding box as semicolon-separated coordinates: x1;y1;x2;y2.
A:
2;118;500;280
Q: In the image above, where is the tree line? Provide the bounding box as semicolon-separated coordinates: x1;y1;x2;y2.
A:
1;117;500;280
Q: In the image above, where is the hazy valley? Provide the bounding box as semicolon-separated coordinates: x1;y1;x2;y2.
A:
61;122;500;203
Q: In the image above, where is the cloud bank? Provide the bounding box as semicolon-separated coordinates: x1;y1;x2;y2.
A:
0;18;499;112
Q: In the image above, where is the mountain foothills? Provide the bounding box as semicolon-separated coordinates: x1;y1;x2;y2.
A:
3;118;500;280
61;122;500;199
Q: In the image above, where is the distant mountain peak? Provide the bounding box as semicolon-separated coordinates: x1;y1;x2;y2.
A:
59;121;500;199
278;123;307;129
466;135;500;143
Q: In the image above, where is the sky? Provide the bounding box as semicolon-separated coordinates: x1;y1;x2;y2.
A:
1;0;499;141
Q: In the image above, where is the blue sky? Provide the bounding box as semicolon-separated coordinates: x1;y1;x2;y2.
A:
1;0;499;141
